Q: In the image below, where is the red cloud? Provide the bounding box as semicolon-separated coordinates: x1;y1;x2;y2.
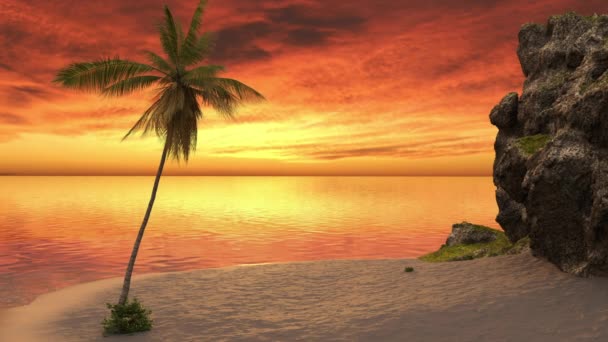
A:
1;0;607;174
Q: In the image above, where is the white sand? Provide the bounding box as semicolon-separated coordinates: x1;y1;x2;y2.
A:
1;252;608;342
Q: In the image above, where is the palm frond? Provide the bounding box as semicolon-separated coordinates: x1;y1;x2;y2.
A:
184;0;207;46
176;21;185;58
212;78;266;101
192;86;238;118
187;76;264;117
181;0;208;65
182;65;225;82
144;51;173;73
102;75;161;97
158;5;179;65
123;84;184;139
123;86;201;161
191;77;265;102
181;31;216;67
53;58;157;92
165;89;202;161
122;95;164;141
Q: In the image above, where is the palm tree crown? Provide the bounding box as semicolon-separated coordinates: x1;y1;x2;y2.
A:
53;0;264;161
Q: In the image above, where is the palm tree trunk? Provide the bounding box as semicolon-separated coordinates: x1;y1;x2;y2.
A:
117;139;171;306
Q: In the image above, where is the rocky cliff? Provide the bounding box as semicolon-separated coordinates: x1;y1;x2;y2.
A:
491;12;608;276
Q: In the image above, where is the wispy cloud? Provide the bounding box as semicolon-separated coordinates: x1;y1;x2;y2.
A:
1;0;607;174
0;112;29;125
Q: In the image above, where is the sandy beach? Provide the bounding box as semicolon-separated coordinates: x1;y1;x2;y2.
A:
1;252;608;342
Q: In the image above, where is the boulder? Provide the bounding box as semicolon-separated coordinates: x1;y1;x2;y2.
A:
490;92;519;129
491;12;608;276
445;222;499;246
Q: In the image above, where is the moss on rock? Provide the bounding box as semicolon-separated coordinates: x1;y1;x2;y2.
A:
579;12;606;26
549;11;600;24
521;22;544;30
516;134;552;155
419;224;531;262
466;223;500;234
508;236;531;254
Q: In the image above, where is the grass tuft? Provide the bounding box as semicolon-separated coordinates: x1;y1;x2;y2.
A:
404;267;414;273
102;297;153;336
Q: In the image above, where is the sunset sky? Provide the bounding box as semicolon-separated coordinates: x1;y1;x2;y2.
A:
1;0;607;176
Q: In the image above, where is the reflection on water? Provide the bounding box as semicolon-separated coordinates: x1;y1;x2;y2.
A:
0;176;498;308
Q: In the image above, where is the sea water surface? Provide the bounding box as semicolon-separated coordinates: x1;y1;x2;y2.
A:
0;176;498;309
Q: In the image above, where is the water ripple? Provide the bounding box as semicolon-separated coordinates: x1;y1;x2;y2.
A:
0;176;499;309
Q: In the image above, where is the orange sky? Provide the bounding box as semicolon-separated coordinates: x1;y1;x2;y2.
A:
1;0;607;176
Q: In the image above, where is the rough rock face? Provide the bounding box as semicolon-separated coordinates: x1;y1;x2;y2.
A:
445;222;498;246
491;12;608;276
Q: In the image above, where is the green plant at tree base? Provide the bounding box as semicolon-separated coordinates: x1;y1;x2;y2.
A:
404;267;414;272
102;297;153;336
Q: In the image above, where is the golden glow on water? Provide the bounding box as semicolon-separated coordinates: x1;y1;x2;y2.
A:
0;176;498;308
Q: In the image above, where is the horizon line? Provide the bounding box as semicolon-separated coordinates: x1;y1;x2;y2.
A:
0;173;493;177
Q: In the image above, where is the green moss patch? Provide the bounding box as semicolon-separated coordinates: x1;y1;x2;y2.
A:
550;11;576;21
520;22;544;30
509;236;532;254
516;134;552;155
581;12;606;26
463;222;500;235
419;225;531;263
585;13;602;24
550;11;597;23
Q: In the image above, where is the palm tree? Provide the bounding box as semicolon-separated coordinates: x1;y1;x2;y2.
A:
53;0;264;306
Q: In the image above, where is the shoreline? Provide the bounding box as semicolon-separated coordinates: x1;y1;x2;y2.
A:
0;256;421;311
2;253;608;341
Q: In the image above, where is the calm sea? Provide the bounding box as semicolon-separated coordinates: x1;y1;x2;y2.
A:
0;176;498;309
